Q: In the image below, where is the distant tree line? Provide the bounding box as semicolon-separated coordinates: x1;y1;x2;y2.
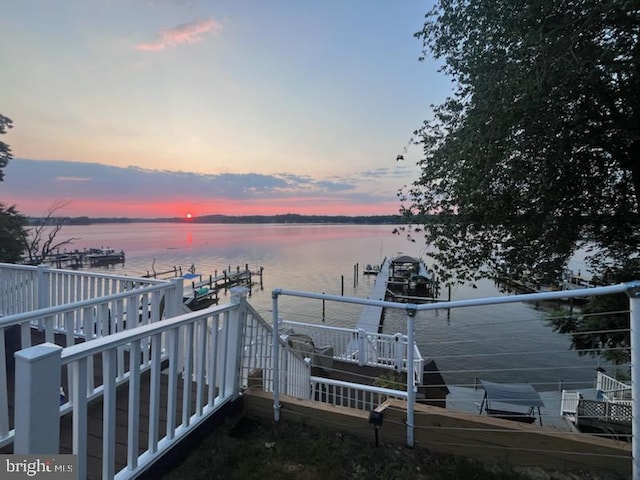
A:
34;214;408;225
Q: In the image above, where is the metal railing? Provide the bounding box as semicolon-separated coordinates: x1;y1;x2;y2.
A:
271;281;640;479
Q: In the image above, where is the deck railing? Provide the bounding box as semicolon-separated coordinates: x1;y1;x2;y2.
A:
240;305;311;399
309;376;406;412
280;320;424;383
0;269;182;449
11;288;312;480
0;263;167;317
13;290;253;480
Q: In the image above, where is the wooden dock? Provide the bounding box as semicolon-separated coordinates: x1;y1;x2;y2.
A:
355;259;389;333
47;249;126;269
144;264;265;310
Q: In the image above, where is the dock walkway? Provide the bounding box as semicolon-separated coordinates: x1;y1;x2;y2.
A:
355;259;389;333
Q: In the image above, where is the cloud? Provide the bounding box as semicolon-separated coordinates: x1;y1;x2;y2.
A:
3;159;407;216
55;176;93;182
135;18;222;52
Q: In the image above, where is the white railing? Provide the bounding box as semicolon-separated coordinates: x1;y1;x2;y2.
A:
280;320;424;383
0;264;39;315
309;376;406;412
13;291;250;480
560;390;581;416
241;306;311;399
0;264;167;317
0;276;182;448
597;370;631;402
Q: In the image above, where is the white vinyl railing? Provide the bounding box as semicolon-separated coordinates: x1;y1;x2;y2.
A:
13;291;251;480
597;370;631;402
0;263;167;317
309;376;406;412
240;305;311;399
560;390;581;416
280;320;424;384
0;268;182;449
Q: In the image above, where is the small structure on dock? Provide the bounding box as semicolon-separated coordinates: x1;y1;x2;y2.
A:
386;255;439;302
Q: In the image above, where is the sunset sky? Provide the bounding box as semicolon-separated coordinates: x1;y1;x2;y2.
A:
1;0;450;218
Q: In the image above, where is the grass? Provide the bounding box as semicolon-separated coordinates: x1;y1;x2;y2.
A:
159;412;626;480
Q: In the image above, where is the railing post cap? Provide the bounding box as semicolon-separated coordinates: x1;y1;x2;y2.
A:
231;287;249;304
14;342;63;362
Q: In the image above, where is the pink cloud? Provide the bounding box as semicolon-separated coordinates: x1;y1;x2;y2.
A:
135;18;222;52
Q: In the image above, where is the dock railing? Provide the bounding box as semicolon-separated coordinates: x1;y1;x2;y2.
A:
280;320;424;383
597;370;631;402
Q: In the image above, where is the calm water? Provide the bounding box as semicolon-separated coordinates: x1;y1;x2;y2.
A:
57;223;607;390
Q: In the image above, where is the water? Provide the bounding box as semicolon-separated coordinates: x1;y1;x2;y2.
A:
55;222;608;390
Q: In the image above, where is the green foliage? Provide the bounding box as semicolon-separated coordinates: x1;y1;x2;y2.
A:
400;0;640;285
548;261;639;365
373;371;406;390
0;113;27;263
0;114;13;182
0;204;27;263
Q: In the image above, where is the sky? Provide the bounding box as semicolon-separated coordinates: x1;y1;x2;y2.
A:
1;0;451;218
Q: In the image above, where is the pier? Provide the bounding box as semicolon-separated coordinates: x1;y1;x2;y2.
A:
355;258;389;333
46;248;125;269
144;264;265;310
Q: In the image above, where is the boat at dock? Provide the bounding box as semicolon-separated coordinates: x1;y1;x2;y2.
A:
385;254;440;302
363;264;380;275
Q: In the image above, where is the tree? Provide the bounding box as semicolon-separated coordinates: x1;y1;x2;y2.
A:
0;113;28;262
399;0;640;286
0;114;13;182
0;204;27;263
548;261;637;366
23;201;79;265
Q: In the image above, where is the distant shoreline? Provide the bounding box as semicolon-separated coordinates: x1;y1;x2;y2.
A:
28;213;406;226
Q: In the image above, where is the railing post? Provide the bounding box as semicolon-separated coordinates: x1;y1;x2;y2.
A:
626;282;640;480
14;342;62;454
405;305;417;448
36;264;50;310
229;287;249;398
357;329;366;366
394;333;403;372
272;289;282;423
169;277;184;318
